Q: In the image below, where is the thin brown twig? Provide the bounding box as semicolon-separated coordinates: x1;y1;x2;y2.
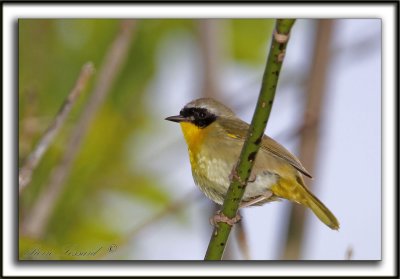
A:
345;246;353;260
99;191;200;259
235;215;251;260
21;20;137;239
126;191;199;241
198;19;222;98
19;63;95;194
282;19;334;260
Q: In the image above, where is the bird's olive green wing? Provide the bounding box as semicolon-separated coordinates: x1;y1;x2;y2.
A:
217;117;312;178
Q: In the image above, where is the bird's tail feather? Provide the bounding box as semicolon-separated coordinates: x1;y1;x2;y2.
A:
272;176;340;230
301;185;340;230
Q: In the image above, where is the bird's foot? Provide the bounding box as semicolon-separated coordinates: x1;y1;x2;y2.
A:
210;210;241;227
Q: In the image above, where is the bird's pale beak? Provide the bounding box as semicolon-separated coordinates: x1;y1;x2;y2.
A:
165;115;188;123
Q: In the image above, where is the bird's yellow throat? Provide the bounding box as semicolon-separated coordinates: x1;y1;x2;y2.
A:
179;122;208;154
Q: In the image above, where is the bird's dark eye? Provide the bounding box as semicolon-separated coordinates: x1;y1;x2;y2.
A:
184;107;216;128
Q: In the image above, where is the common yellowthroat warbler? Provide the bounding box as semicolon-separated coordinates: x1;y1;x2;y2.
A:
165;98;339;230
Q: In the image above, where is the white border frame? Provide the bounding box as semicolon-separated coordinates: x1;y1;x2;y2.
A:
3;3;396;277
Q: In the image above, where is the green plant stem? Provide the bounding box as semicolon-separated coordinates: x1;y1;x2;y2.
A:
204;19;296;260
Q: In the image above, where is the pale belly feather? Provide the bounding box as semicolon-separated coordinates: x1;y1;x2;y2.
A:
190;148;278;205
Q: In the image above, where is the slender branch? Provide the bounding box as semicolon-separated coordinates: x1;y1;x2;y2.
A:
198;19;222;98
204;19;296;260
345;246;353;260
21;20;137;239
282;19;334;260
18;63;95;193
99;191;199;259
235;219;251;260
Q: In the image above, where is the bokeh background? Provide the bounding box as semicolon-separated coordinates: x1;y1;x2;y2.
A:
18;19;381;260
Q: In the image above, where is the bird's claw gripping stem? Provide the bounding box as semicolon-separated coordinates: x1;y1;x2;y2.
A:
210;210;241;227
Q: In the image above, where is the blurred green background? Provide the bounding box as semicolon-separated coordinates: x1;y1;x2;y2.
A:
18;18;382;261
19;19;275;260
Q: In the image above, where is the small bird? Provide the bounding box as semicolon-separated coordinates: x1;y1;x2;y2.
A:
165;98;339;230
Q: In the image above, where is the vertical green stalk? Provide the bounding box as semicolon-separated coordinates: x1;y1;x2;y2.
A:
204;19;296;260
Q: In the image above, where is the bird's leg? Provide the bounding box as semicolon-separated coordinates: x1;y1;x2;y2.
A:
239;196;266;208
228;163;240;182
210;210;241;228
239;191;273;208
248;173;257;182
229;163;256;182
